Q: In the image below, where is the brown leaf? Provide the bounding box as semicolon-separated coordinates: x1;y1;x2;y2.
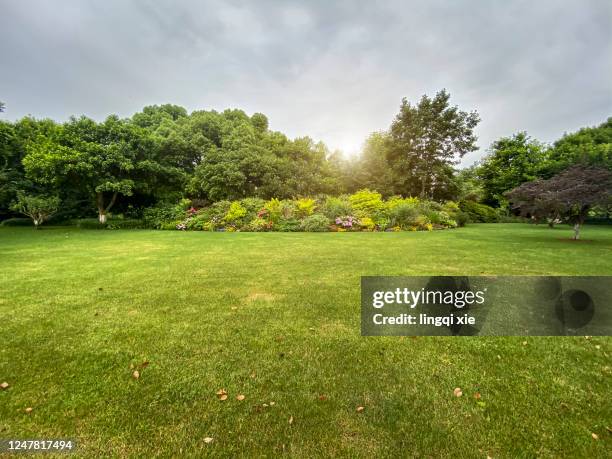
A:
132;370;140;379
236;394;245;401
474;392;481;400
219;394;228;401
591;432;599;440
24;407;33;414
356;406;365;412
318;395;328;401
453;387;463;397
288;416;293;424
0;382;9;390
204;437;213;444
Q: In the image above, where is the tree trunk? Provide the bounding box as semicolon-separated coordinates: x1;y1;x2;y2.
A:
97;192;118;225
573;223;580;240
420;176;426;198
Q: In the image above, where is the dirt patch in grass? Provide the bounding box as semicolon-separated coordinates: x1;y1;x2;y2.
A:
246;292;278;302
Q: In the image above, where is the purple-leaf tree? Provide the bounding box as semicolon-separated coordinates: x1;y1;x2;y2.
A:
505;165;612;240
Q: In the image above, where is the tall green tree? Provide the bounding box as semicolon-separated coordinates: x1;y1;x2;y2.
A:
543;117;612;176
23;116;180;223
350;132;394;196
387;90;480;198
477;132;547;206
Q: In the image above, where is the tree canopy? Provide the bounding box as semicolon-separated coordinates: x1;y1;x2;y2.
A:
505;165;612;239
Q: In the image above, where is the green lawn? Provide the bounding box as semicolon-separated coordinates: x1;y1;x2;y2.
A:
0;224;610;457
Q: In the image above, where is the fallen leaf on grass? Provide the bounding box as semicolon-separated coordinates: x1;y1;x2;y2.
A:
219;394;228;401
236;394;245;401
132;370;140;379
474;392;481;400
288;416;293;424
216;389;228;401
0;382;9;390
522;341;527;346
269;401;275;406
453;387;463;397
591;433;599;440
204;437;213;444
356;406;365;412
318;395;327;401
24;407;33;414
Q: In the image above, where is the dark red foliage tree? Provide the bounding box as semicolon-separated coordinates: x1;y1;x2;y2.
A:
505;165;612;240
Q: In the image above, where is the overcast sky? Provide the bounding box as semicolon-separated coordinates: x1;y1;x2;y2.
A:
1;0;610;165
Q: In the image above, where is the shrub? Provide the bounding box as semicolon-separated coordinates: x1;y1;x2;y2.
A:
442;200;460;216
300;214;330;232
242;217;273;232
276;218;301;232
320;196;352;219
334;215;357;230
459;201;498;223
0;217;34;227
279;200;296;219
105;219;145;229
143;199;191;229
415;214;431;230
386;196;419;210
359;217;376;231
77;218;105;229
224;201;247;226
455;211;469;227
240;197;266;222
264;198;282;223
295;198;316;218
349;189;384;216
388;203;420;229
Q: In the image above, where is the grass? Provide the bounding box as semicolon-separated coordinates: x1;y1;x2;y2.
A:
0;223;611;457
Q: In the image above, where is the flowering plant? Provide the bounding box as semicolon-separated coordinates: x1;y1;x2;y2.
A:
335;216;355;228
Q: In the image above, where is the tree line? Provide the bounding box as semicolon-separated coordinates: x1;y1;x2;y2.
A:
0;91;610;225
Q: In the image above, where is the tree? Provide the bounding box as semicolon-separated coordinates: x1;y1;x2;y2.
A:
477;132;548;206
543;117;612;176
11;192;60;228
387;90;480;198
505;165;612;239
23;116;178;223
350;132;394;196
454;166;484;202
